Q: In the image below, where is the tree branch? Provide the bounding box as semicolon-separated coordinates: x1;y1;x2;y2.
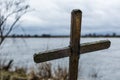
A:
0;0;30;46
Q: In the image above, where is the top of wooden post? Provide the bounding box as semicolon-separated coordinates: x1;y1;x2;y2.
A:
72;9;82;14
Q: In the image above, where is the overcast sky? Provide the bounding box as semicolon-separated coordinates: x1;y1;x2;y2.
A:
14;0;120;35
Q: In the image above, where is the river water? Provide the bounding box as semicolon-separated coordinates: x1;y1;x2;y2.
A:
0;37;120;80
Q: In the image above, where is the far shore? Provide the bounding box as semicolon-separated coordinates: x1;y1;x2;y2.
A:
2;36;120;38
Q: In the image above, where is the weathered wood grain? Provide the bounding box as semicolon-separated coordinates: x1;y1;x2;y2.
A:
80;40;111;54
34;47;70;63
34;40;110;63
69;9;82;80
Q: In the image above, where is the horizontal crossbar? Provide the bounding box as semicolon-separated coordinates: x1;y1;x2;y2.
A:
34;40;110;63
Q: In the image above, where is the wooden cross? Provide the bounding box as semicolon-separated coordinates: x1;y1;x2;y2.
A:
33;9;111;80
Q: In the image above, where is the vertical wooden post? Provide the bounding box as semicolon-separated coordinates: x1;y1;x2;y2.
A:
69;9;82;80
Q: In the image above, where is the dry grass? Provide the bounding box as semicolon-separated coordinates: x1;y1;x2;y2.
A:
0;61;68;80
54;65;68;80
28;62;68;80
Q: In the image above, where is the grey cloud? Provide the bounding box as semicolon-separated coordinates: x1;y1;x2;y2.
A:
18;0;120;35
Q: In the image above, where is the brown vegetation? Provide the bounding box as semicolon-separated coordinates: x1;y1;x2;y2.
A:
0;61;68;80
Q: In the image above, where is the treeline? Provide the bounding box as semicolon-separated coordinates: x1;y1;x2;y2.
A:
82;33;120;37
2;33;120;38
5;34;50;38
5;34;69;38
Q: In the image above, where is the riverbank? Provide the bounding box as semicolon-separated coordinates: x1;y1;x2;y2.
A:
0;62;68;80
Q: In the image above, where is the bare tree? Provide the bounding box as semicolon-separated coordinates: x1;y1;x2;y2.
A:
0;0;30;46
